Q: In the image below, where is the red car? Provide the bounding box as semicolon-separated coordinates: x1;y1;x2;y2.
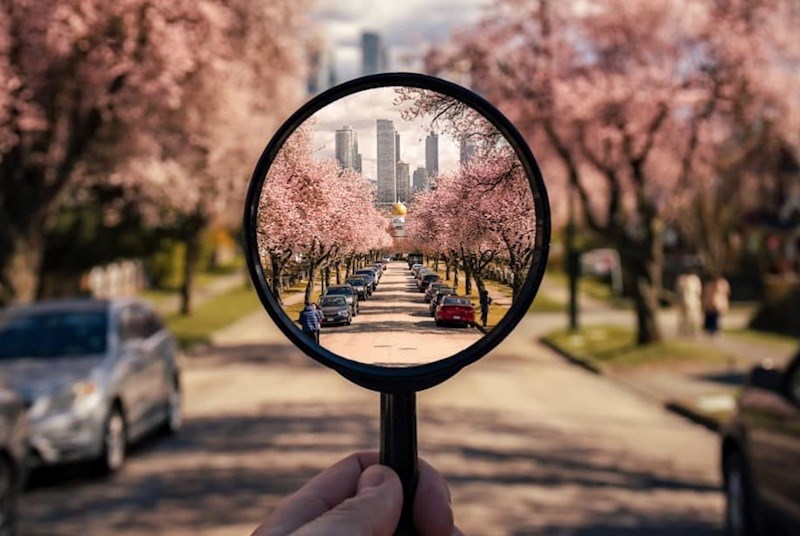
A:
435;296;475;327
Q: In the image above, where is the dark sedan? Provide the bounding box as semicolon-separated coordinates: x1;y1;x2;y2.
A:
346;276;371;299
354;270;377;291
722;348;800;535
317;296;351;326
325;285;359;316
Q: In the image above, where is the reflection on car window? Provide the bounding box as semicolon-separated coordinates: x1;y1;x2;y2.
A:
319;297;346;307
0;310;108;359
443;297;470;305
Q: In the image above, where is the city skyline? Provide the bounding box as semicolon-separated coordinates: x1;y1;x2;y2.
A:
310;87;461;185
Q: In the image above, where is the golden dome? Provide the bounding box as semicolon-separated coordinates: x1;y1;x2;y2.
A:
391;201;408;216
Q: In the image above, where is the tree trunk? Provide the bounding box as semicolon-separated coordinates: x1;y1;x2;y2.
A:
0;230;44;305
335;263;341;285
461;249;473;296
180;217;205;316
617;219;664;345
271;256;283;304
304;262;317;303
445;257;451;281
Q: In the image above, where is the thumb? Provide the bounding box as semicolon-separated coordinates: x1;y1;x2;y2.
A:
293;465;403;536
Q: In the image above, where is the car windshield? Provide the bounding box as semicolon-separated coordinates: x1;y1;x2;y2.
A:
346;279;365;286
319;297;346;307
443;297;470;306
326;287;352;295
0;309;108;359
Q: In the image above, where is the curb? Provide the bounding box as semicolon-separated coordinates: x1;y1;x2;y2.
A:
540;336;723;434
539;338;602;374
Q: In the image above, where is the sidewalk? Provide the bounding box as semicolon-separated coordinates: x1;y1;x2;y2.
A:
539;276;797;431
149;271;247;316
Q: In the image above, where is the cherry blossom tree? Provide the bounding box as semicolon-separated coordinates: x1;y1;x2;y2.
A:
0;0;311;307
426;0;800;344
257;123;393;303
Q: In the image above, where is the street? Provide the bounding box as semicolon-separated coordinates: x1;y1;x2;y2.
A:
319;262;483;365
19;303;724;535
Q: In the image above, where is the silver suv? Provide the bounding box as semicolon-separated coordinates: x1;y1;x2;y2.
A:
0;299;181;473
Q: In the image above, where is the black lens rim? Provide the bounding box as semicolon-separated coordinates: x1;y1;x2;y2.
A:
243;73;550;393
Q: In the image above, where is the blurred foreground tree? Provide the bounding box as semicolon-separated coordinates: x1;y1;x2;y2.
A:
0;0;310;310
429;0;800;344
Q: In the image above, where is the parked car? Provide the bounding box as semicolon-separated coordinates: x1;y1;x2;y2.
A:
0;299;182;474
435;296;476;327
317;296;351;326
346;276;370;299
354;270;378;291
410;264;424;274
0;385;28;535
419;273;441;293
430;287;456;316
325;285;359;316
425;282;449;303
721;348;800;535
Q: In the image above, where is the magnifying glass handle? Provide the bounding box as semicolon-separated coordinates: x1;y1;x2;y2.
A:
380;391;419;536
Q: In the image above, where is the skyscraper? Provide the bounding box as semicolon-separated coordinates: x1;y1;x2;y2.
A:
335;126;360;171
376;119;396;203
362;32;388;75
396;161;410;202
412;166;428;192
460;136;476;165
425;132;439;178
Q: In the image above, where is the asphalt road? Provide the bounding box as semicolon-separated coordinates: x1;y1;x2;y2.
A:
317;261;483;366
19;305;724;535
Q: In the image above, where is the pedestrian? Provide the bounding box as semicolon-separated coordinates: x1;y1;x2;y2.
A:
298;301;321;343
702;274;730;336
676;270;702;336
479;289;492;328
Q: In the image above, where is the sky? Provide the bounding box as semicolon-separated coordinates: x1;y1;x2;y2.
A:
310;87;461;181
312;0;490;82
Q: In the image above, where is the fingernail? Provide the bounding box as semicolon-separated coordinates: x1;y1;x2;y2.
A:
358;465;388;491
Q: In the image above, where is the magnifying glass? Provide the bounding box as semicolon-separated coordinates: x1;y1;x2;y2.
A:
243;73;550;534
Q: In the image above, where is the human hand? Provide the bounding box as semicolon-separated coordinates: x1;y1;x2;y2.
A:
252;451;463;536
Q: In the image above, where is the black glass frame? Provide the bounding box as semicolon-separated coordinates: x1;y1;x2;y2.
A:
243;72;551;393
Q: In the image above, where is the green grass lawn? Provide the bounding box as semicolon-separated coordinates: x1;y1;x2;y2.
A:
165;284;261;349
528;293;564;313
543;325;736;369
141;271;240;312
545;270;632;309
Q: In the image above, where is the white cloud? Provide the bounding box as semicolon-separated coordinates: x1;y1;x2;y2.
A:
313;0;490;82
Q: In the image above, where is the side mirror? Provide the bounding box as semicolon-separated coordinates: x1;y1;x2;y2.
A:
749;364;784;393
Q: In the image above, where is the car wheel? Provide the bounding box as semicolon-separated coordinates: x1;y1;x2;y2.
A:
0;457;17;536
724;450;758;536
100;408;127;474
161;380;182;436
435;320;441;327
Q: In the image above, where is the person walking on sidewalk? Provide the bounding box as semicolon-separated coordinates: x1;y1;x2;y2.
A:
299;301;322;344
479;289;492;328
677;270;702;336
702;275;730;336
